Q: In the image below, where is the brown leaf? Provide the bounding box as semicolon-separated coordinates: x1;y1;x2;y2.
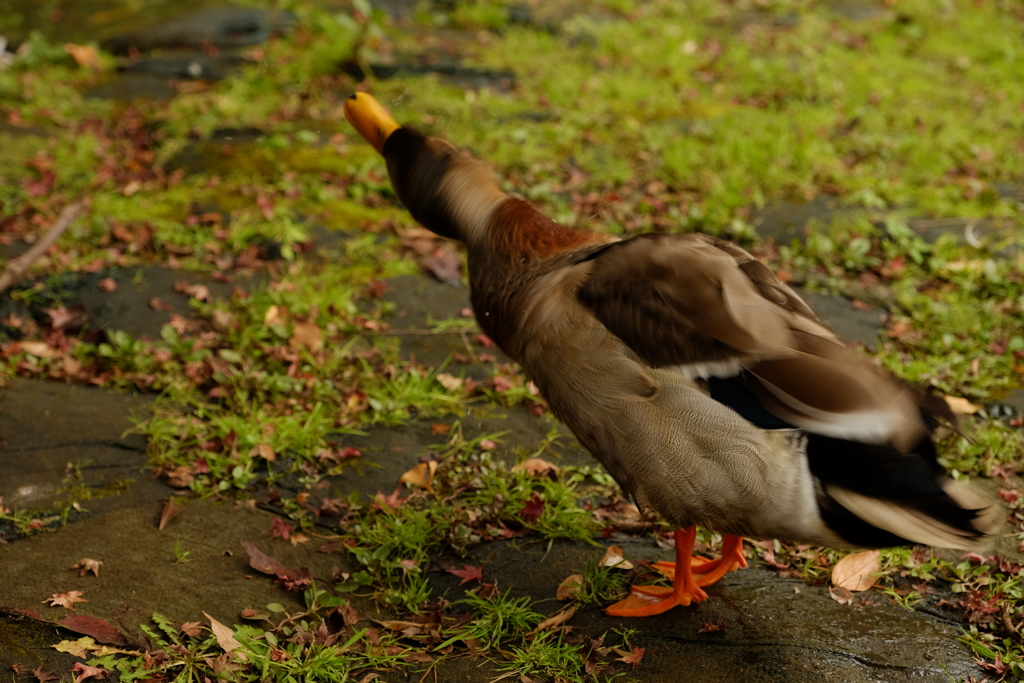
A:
400;461;437;488
204;612;244;657
599;545;634;570
250;443;276;462
338;602;362;626
290;322;323;352
98;278;117;292
447;564;484;585
180;621;203;637
32;665;57;683
57;615;126;646
829;585;856;605
423;248;462;282
21;341;60;359
159;497;184;530
43;591;87;610
435;372;464;391
264;305;284;326
71;662;109;683
399;226;439;255
530;605;577;634
697;621;726;633
70;558;102;577
556;574;584;601
831;550;881;592
613;645;646;666
944;395;982;415
512;458;562;479
63;44;103;70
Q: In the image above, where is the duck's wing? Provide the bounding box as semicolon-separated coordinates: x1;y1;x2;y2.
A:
575;232;929;452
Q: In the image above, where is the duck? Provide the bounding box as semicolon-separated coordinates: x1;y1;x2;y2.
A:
342;92;997;617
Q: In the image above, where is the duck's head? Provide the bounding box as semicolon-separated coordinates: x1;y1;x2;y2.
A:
343;92;507;244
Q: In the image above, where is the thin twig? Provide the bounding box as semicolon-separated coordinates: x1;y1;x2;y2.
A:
0;203;84;292
382;328;474;335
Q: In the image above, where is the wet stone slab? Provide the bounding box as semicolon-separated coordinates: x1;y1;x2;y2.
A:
0;378;162;530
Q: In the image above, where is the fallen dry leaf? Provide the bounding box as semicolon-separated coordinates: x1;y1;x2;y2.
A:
20;341;60;359
447;564;484;585
251;443;276;462
424;248;462;282
70;558;102;577
530;605;577;634
181;621;203;637
43;591;87;610
829;585;856;605
556;574;584;601
512;457;562;479
98;278;117;292
614;645;646;666
31;665;57;683
64;44;103;70
57;615;127;646
159;497;184;530
205;612;244;658
71;662;109;683
599;545;634;570
53;637;94;659
944;395;982;415
290;322;323;352
264;305;284;326
400;461;438;488
831;550;881;592
435;372;464;391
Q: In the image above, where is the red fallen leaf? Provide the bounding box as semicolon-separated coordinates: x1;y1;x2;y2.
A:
149;297;173;312
448;564;484;585
242;541;298;579
71;663;109;683
614;645;646;666
372;488;406;512
159;497;184;530
43;591;87;610
32;665;57;682
45;306;81;330
180;621;202;637
318;540;340;553
338;602;361;626
520;492;544;524
173;281;212;302
698;621;726;633
57;614;126;646
423;248;462;282
267;517;293;540
256;192;275;220
98;278;117;292
530;605;577;634
476;334;495;349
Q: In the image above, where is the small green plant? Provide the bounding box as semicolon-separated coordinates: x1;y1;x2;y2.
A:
171;539;192;564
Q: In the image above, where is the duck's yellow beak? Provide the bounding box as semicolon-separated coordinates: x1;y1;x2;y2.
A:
343;92;400;155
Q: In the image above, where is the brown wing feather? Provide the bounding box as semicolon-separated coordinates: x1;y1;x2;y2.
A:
577;232;926;450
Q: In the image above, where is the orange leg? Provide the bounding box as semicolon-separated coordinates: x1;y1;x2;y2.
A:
605;529;746;618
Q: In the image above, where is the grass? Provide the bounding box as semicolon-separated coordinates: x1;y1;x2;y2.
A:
1;0;1023;679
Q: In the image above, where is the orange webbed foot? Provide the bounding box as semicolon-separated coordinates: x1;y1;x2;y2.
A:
604;530;747;617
